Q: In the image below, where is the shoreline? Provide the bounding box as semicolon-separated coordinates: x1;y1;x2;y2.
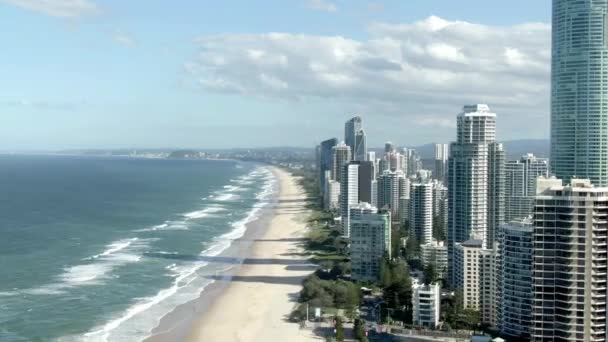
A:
145;167;318;342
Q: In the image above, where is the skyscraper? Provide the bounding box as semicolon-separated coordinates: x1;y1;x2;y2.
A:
531;178;608;341
434;143;449;182
409;181;433;244
345;116;366;161
499;219;533;340
319;138;338;196
551;0;608;187
339;162;359;237
331;142;351;183
505;154;549;222
377;170;409;222
448;104;505;284
358;161;375;204
350;202;391;281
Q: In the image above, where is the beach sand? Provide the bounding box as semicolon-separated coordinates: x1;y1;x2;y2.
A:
184;167;320;341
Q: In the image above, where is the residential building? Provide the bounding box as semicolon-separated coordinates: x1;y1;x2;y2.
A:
323;171;340;211
448;104;505;285
420;240;448;279
453;239;484;310
480;246;499;326
409;181;433;244
551;0;608;187
319;138;338;196
345;116;366;161
377;170;409;223
412;282;441;328
505;154;549;222
432;180;448;238
358;161;375;204
531;178;608;341
350;203;391;281
331;142;351;183
499;219;533;340
434;143;449;182
339;163;359;237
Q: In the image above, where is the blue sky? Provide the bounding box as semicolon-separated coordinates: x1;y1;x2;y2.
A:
0;0;551;150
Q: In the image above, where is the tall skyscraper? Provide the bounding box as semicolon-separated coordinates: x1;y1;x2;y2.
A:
448;104;505;284
505;154;549;222
358;161;375;204
331;142;351;183
499;219;533;340
339;162;359;237
409;181;433;244
350;202;391;281
432;180;448;238
434;143;449;182
551;0;608;187
385;141;395;154
377;170;409;222
345;116;367;161
319;138;338;196
531;178;608;341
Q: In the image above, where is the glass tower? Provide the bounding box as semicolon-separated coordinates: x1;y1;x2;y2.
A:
552;0;608;186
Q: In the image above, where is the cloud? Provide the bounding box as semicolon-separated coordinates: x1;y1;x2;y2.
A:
187;16;551;134
113;30;137;48
0;0;99;18
307;0;337;12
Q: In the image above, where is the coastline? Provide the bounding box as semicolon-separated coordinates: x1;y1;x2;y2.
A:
145;167;318;342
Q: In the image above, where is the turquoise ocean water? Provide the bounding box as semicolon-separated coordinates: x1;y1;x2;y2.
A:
0;155;275;341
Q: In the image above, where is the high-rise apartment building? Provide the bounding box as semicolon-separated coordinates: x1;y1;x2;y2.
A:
551;0;608;187
448;104;505;284
377;170;409;222
421;240;448;279
505;154;549;222
480;246;499;326
531;178;608;341
434;143;449;182
350;203;391;281
453;239;484;310
358;161;375;204
345;116;367;161
319;138;338;196
499;219;533;340
410;181;433;244
331;142;351;183
339;163;359;237
432;180;448;238
323;170;340;211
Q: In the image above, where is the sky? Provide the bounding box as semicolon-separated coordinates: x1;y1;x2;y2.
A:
0;0;551;150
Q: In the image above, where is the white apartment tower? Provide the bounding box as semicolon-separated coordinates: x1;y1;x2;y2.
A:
531;178;608;342
350;203;391;281
421;240;448;279
448;104;505;285
453;239;484;310
434;143;449;182
331;142;351;183
412;282;441;328
377;170;409;223
409;181;433;244
339;163;359;237
505;154;549;222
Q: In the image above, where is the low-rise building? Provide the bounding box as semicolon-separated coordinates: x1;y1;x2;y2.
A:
420;240;448;278
412;282;441;328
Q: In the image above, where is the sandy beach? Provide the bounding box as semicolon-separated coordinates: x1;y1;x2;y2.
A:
183;167;318;341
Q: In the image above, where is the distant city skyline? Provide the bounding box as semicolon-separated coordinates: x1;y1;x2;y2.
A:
0;0;550;150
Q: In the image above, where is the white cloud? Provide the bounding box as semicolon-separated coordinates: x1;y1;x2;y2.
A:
1;0;99;18
307;0;337;12
113;30;137;48
187;16;551;133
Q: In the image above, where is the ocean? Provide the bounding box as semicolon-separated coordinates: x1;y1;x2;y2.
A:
0;155;276;341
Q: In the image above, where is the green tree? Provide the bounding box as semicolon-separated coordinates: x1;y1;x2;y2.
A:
354;318;368;342
391;226;403;258
335;316;345;341
404;233;420;262
423;263;438;285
